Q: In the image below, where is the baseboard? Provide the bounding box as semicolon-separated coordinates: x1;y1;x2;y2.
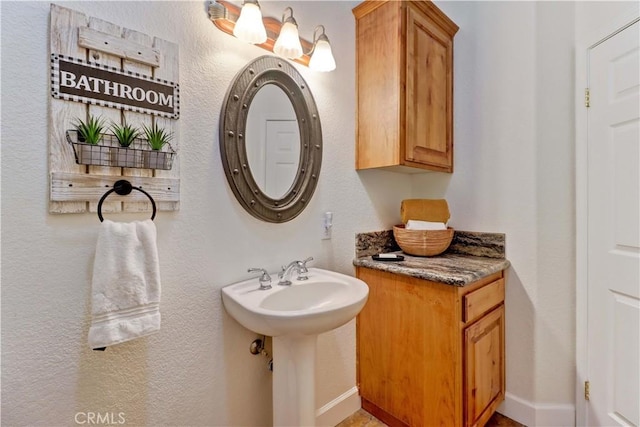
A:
315;389;575;427
316;386;361;427
498;392;575;426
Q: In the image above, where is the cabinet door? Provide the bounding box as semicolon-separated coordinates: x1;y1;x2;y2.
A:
464;305;505;427
404;4;454;172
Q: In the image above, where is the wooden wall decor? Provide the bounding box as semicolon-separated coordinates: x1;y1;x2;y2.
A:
49;4;180;214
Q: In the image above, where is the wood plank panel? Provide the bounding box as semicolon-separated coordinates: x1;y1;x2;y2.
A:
51;172;179;204
49;4;88;213
78;26;160;67
152;37;180;211
121;28;153;213
86;17;123;213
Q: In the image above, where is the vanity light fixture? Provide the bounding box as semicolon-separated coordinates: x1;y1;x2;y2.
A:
208;1;335;71
273;8;303;60
308;25;336;72
233;0;267;44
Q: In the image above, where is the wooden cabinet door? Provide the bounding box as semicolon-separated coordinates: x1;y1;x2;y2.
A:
464;305;505;427
404;4;454;172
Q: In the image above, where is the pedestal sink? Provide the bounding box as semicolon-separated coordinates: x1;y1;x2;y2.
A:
221;268;369;426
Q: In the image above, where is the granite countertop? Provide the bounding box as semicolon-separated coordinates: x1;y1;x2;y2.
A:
353;230;510;287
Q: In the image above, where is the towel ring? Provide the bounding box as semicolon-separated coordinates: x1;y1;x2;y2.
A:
97;180;157;222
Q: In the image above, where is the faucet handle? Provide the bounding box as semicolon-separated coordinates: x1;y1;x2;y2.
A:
248;268;272;290
278;265;287;279
297;257;314;280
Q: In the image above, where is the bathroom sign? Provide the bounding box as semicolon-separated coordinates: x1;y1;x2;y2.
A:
51;54;179;119
48;4;180;215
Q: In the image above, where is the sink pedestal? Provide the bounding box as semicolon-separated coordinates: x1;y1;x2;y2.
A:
273;335;317;426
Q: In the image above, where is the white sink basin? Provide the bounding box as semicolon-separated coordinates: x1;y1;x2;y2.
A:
221;267;369;337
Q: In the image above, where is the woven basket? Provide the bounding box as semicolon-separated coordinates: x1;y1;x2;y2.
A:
393;224;454;256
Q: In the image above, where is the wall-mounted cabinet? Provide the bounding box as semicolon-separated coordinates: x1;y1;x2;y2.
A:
353;0;458;173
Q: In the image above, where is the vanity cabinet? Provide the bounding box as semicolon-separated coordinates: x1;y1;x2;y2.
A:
353;0;458;173
355;267;505;427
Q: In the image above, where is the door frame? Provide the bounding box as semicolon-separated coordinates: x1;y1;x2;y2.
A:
575;8;640;426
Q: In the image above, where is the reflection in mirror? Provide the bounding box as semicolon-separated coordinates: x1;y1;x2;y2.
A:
246;84;301;199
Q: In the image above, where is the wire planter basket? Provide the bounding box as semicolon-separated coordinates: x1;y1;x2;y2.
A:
66;129;176;170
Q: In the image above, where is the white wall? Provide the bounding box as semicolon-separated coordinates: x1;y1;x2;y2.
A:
534;0;576;407
416;1;576;424
575;1;638;43
1;1;413;425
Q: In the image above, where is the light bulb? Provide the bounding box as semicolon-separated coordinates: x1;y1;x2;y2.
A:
274;21;303;59
309;38;336;72
233;2;267;44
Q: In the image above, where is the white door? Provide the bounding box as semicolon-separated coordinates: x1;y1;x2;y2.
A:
587;20;640;427
264;119;300;199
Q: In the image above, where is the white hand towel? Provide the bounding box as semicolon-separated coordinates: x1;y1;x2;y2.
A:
88;219;161;349
406;220;447;230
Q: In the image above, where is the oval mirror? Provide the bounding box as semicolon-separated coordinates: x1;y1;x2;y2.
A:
245;84;301;200
220;56;322;223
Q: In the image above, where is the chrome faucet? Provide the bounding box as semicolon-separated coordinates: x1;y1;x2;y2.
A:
278;257;313;286
248;268;272;290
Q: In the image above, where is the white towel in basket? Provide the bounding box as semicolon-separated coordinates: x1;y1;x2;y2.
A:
406;220;447;230
88;219;161;349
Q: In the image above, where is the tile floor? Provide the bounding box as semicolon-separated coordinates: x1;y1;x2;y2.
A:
335;409;526;427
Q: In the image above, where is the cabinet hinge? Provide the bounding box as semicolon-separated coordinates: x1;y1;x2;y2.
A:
584;381;590;401
585;88;591;108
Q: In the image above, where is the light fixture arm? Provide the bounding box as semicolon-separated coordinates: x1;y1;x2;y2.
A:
281;7;297;26
308;25;330;55
313;25;329;43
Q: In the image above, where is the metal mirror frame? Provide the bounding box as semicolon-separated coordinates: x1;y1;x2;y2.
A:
220;55;322;223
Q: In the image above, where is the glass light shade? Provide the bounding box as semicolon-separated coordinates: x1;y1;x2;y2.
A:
274;21;303;59
233;3;267;44
309;39;336;72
